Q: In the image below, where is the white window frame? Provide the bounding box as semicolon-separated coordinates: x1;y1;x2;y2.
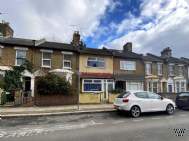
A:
145;62;152;75
157;63;163;76
62;51;73;70
178;64;184;76
87;57;105;68
120;61;136;71
82;79;103;93
41;50;53;68
169;63;174;76
126;81;143;91
15;49;27;66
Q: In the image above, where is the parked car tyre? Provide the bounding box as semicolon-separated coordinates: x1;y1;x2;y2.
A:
166;104;174;115
130;106;141;118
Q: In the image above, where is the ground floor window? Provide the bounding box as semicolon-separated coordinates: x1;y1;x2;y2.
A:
126;81;143;91
82;79;114;93
181;82;186;92
147;81;158;93
176;82;180;93
175;81;186;93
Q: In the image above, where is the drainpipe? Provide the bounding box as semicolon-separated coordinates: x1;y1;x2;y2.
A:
77;51;80;110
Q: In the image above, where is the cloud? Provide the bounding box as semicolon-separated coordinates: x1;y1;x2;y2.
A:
1;0;110;43
106;0;189;57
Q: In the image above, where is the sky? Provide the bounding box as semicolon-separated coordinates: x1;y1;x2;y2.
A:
1;0;189;57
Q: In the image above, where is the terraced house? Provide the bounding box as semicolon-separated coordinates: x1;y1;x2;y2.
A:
112;43;145;92
143;47;188;93
0;23;80;106
79;44;114;104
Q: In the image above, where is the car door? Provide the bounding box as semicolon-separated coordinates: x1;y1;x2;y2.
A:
134;92;151;112
148;92;164;111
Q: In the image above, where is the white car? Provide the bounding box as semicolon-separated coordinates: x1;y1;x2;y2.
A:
114;91;176;118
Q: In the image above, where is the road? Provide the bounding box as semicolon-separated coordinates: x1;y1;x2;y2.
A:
0;110;189;141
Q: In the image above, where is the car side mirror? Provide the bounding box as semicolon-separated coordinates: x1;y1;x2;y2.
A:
160;96;164;100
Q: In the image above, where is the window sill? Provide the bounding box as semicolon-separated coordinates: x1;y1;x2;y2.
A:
41;66;51;69
86;66;105;69
63;67;72;70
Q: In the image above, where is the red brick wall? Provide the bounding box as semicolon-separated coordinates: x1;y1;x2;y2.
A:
34;94;78;106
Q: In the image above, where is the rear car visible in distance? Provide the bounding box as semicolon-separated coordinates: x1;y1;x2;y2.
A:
176;92;189;109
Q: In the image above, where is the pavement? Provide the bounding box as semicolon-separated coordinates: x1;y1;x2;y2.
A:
0;109;189;141
0;104;114;118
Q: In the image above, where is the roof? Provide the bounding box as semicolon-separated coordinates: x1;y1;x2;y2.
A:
143;53;163;62
79;47;112;56
144;53;186;65
111;49;142;59
165;57;185;64
0;37;77;52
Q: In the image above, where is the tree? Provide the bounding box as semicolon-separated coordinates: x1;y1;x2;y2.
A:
3;60;33;92
36;73;73;95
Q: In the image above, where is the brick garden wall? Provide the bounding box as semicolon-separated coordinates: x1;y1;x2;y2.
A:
34;94;78;106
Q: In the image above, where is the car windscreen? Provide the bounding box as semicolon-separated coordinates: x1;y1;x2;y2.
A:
117;91;130;98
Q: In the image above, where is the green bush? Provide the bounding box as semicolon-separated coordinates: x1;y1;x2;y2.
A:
36;73;73;95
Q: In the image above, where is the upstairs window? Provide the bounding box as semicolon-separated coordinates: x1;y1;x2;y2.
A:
169;64;174;76
145;63;152;75
120;61;136;71
62;52;72;69
15;50;26;66
178;65;184;76
87;57;105;68
41;50;52;68
157;63;163;75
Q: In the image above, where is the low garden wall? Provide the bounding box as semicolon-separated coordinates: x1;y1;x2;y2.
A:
108;93;119;103
79;93;101;104
34;94;78;106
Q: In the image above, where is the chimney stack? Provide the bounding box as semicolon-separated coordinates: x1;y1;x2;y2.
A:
123;42;132;52
0;20;14;38
161;47;172;58
71;31;80;47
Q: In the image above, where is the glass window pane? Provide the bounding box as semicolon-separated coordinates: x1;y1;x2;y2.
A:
134;92;148;99
17;50;26;58
17;58;25;65
64;54;72;60
64;61;71;68
43;52;51;59
84;84;102;92
43;60;51;66
87;61;97;67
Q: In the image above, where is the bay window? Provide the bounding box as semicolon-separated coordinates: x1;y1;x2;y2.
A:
181;82;185;92
120;61;136;71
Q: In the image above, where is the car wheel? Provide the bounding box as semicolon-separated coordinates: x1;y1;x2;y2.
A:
166;104;174;115
130;106;141;118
